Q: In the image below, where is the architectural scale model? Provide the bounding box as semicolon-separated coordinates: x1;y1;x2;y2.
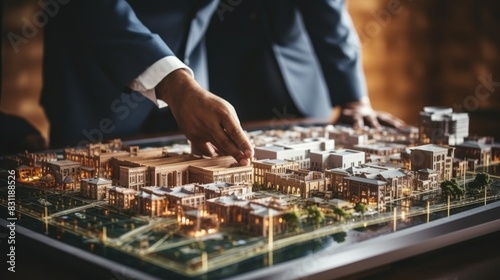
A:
1;106;500;279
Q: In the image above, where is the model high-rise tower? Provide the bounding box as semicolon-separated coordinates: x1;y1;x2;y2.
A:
419;107;469;145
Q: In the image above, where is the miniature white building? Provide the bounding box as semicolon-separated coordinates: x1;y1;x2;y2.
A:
419;107;469;145
254;138;334;169
310;149;365;172
195;182;252;199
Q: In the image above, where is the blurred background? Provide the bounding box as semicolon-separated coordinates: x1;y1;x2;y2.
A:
2;0;500;148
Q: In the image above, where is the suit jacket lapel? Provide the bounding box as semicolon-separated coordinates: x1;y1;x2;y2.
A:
256;0;332;119
181;0;218;88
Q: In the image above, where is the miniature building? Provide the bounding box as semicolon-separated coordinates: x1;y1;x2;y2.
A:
254;138;335;169
323;198;352;211
324;168;351;198
353;143;406;161
188;163;253;185
247;203;285;237
325;163;410;207
195;182;252;199
111;154;249;189
454;141;492;167
419;107;469;145
254;145;310;169
290;125;330;139
492;144;500;162
372;169;411;199
370;126;420;146
135;190;166;216
16;165;37;183
119;166;148;191
107;186;136;209
80;177;112;200
344;176;388;208
181;209;219;237
414;169;439;191
264;169;332;198
141;185;205;213
64;139;167;179
205;194;253;225
252;159;300;186
409;144;455;181
310;149;365;172
327;126;369;149
452;159;469;179
206;195;286;237
42;159;81;186
5;151;57;182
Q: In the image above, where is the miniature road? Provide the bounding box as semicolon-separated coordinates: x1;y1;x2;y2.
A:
48;201;107;218
108;217;177;246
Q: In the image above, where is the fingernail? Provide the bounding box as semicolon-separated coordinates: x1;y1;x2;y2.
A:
239;158;249;166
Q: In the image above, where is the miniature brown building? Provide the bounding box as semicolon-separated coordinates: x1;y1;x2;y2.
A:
454;141;492;168
414;169;439;191
42;159;81;187
64;139;164;179
264;169;332;198
252;159;300;187
410;144;455;181
135;191;166;216
344;176;388;208
206;195;286;237
80;177;112;200
111;154;251;189
107;186;136;209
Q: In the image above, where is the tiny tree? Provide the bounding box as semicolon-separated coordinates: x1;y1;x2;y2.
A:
469;172;493;192
332;207;348;222
306;205;325;229
282;211;301;233
440;179;463;199
354;202;368;217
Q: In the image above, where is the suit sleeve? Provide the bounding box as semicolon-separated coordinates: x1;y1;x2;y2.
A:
62;0;175;89
297;0;368;106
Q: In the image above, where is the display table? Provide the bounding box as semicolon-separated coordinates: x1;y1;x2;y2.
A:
1;123;499;280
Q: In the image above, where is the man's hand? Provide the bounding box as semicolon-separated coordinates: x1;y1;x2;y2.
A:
336;97;407;129
156;69;254;166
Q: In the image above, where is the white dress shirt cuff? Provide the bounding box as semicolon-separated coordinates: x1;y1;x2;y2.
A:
128;56;194;108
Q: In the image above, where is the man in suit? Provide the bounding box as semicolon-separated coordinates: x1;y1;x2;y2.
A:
206;0;401;127
40;0;403;166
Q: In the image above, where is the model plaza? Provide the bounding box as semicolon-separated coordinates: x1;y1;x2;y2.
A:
1;107;499;277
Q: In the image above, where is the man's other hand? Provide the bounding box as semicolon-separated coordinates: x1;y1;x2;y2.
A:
336;97;407;130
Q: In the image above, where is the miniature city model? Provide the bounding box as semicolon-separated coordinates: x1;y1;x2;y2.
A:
1;107;500;279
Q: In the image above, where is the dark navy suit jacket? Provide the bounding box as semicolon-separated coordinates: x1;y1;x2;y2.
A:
41;0;366;148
